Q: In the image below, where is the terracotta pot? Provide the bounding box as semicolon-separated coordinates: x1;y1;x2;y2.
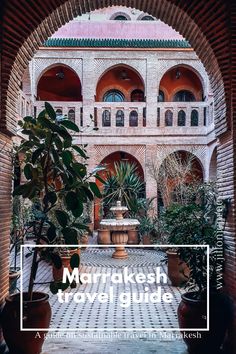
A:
0;304;8;353
128;229;139;245
167;250;189;286
142;234;152;245
2;292;51;354
178;291;232;354
97;229;111;245
9;267;21;294
52;248;81;281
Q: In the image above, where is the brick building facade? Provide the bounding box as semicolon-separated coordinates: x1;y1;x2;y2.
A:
18;8;217;225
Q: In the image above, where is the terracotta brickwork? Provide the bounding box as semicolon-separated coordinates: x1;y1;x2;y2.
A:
0;133;12;304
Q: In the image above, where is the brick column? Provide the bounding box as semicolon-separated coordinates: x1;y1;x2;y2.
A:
145;145;158;214
146;57;158;128
82;55;96;128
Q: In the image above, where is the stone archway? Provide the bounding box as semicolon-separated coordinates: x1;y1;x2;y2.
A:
94;150;145;228
158;63;209;100
156;149;204;207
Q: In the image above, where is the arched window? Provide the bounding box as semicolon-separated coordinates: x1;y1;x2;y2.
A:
68;109;75;123
178;110;186;126
131;89;144;102
141;15;154;21
114;15;128;21
116;110;124;127
102;110;111;127
103;90;125;102
158;90;165;102
165;110;173;126
129;111;138;127
173;90;196;102
56;108;63;121
191;110;199;126
56;108;62;116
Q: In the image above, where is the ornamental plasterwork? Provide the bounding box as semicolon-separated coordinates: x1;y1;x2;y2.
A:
93;144;146;175
32;58;83;96
154;145;208;179
93;59;147;85
156;59;210;96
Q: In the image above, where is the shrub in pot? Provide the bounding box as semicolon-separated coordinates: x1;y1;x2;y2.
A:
2;103;102;354
164;183;232;353
138;216;154;245
9;195;34;294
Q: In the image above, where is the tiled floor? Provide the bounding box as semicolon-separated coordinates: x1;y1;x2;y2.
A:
20;246;188;353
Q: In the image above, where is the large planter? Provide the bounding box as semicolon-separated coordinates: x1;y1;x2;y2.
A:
9;267;21;294
97;229;111;245
167;250;189;286
142;234;152;245
52;248;81;281
128;229;139;245
2;292;51;354
178;291;232;354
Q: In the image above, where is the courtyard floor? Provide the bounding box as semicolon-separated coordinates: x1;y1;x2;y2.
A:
20;244;188;354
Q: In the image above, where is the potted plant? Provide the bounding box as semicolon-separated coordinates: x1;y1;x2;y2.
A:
177;243;232;353
1;103;102;354
9;196;35;294
138;216;155;245
162;182;217;287
129;197;156;245
167;183;233;353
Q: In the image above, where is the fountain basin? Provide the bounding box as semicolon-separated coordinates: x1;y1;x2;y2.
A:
100;201;140;259
100;219;140;231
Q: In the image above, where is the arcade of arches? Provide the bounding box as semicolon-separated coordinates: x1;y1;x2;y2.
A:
1;0;236;351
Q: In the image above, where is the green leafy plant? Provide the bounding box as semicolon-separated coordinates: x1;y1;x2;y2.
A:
10;196;33;271
162;182;220;296
13;102;102;299
103;161;144;212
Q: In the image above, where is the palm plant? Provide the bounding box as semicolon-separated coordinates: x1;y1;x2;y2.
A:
103;161;144;211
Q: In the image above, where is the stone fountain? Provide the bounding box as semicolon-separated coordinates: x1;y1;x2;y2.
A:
100;201;140;259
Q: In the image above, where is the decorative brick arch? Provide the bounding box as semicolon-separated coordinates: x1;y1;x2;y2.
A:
1;0;230;136
157;62;209;99
93;145;146;177
94;61;146;91
33;59;83;97
155;145;207;180
95;63;146;100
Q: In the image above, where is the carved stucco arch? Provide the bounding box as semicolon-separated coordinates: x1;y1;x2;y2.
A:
157;61;210;99
33;58;83;97
94;60;146;93
154;145;207;181
93;145;146;177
